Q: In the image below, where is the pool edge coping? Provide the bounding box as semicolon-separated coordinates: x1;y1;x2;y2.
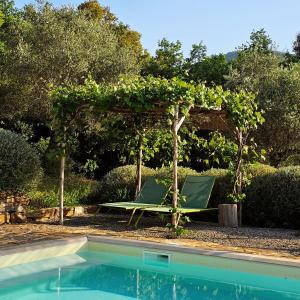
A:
0;236;88;256
87;235;300;268
0;235;299;268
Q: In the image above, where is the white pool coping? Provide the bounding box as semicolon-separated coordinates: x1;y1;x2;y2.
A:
0;236;87;268
0;235;299;269
87;235;300;268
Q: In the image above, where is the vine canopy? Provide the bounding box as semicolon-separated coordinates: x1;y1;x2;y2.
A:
50;75;264;132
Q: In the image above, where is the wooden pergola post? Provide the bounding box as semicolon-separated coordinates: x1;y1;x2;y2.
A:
171;104;192;228
135;132;143;199
58;125;66;225
171;105;179;227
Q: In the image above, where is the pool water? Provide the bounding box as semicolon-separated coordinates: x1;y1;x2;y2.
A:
0;249;300;300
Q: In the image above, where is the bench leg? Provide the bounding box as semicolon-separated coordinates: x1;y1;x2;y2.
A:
94;206;102;217
128;208;137;225
134;210;144;228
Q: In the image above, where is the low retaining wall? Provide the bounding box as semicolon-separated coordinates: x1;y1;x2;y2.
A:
0;205;98;224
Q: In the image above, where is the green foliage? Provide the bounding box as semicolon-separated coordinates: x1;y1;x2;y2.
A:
293;33;300;58
0;10;4;27
0;1;140;120
188;53;229;86
280;154;300;167
227;30;300;165
156;166;198;190
239;29;273;54
78;0;116;22
245;162;277;177
27;174;97;208
201;168;231;207
244;166;300;228
202;164;276;208
96;165;155;203
0;129;42;192
142;38;185;78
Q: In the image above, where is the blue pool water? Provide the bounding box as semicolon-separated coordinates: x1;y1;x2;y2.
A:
0;249;300;300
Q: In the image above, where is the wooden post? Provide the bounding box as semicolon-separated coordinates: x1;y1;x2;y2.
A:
233;129;245;227
135;133;143;199
58;126;66;225
172;105;179;228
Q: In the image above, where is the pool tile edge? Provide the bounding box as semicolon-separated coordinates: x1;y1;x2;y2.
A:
87;235;300;268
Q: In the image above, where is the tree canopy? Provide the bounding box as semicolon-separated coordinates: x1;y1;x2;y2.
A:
0;1;141;120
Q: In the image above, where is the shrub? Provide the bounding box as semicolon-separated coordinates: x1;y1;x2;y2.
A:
0;129;42;192
27;174;97;208
244;166;300;228
201;168;231;207
201;164;276;208
245;163;277;177
155;166;199;189
96;165;155;203
280;154;300;167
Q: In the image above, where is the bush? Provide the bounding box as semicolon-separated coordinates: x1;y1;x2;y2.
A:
96;165;156;203
156;166;199;189
0;129;42;192
244;166;300;228
201;164;276;208
27;174;97;208
280;154;300;167
245;163;277;177
201;169;231;207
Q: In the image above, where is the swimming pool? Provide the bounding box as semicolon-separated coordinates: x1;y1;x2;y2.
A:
0;236;299;300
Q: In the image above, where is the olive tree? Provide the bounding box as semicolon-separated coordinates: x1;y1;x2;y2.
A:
0;1;140;120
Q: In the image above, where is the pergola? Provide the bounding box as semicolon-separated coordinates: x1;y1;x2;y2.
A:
51;76;263;227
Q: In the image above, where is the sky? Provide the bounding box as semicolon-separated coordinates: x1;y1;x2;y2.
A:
14;0;300;56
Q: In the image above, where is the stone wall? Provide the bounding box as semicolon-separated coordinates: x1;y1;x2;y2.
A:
27;205;98;222
0;191;98;224
0;192;29;224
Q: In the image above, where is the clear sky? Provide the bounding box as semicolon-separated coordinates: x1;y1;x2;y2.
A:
14;0;300;56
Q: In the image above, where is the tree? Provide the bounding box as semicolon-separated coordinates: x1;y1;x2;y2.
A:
188;54;229;86
0;1;140;120
141;38;185;78
239;28;273;53
186;42;207;65
78;1;143;57
78;0;116;22
293;32;300;58
226;31;300;165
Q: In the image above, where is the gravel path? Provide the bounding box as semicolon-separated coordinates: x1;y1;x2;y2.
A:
0;213;299;258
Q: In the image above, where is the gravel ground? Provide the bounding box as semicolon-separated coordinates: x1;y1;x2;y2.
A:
0;213;299;258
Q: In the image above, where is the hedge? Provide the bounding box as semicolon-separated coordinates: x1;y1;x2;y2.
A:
155;166;199;189
244;166;300;228
96;165;199;203
0;129;42;192
96;163;300;228
280;154;300;167
201;168;231;208
95;165;156;203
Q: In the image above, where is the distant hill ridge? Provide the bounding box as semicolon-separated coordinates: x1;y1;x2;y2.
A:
225;50;286;62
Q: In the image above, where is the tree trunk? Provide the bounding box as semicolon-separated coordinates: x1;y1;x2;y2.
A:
59;154;65;225
218;204;238;227
58;127;66;225
233;130;244;226
172;105;179;228
135;134;143;199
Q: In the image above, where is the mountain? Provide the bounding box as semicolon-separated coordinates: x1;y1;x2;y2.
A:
225;51;238;62
225;50;286;62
